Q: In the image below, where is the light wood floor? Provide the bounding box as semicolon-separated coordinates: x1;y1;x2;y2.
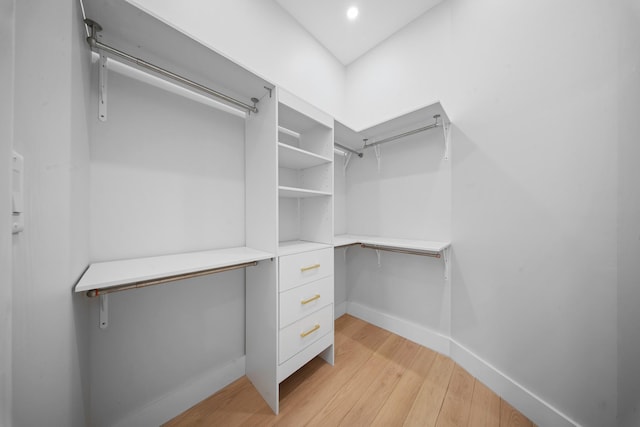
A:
164;315;535;427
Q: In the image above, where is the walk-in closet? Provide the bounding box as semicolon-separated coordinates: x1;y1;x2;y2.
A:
4;0;639;426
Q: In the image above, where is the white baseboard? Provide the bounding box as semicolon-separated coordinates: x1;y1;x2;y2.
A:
112;357;246;427
345;302;451;356
449;340;579;427
335;301;347;318
346;302;579;427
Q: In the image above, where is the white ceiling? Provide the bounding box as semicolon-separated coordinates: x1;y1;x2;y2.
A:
274;0;444;65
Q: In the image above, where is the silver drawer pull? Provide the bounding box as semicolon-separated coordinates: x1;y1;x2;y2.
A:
300;324;320;338
301;294;321;305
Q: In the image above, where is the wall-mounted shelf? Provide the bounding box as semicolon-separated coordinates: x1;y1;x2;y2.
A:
75;246;273;296
279;186;332;198
334;234;449;253
278;143;332;170
334;234;451;279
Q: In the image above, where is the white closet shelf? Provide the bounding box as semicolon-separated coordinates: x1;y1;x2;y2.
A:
278;143;332;170
75;246;274;295
333;234;450;254
279;240;333;256
279;186;332;198
278;126;301;139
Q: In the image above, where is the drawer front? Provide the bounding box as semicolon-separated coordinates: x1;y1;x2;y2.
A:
280;276;333;328
279;304;333;364
279;248;333;292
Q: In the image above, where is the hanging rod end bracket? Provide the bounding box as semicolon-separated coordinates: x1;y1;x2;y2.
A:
250;97;260;114
84;18;102;35
84;19;102;48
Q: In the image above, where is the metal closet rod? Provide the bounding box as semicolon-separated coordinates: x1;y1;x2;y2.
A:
84;19;260;114
363;115;442;149
334;142;364;157
85;261;259;298
360;243;441;259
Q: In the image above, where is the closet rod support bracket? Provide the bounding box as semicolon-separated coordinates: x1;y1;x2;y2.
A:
343;152;352;175
442;247;451;280
250;98;260;115
99;294;108;329
442;118;452;161
98;53;108;121
84;19;102;44
373;145;381;172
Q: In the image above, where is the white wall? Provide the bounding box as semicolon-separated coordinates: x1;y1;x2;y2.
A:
87;69;248;426
0;0;14;425
11;0;91;426
343;128;451;335
89;73;246;261
344;5;451;131
345;1;620;425
126;0;346;121
617;0;640;425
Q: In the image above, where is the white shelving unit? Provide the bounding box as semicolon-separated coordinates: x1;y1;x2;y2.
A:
75;2;452;417
246;88;335;415
277;89;334;254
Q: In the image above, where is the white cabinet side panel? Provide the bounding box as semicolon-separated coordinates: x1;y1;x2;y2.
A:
246;93;278;254
246;260;279;414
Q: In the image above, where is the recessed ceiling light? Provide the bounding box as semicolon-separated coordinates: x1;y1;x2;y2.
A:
347;6;359;20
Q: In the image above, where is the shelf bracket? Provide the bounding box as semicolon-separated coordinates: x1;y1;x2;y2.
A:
343;152;352;175
376;249;381;267
98;52;108;122
343;245;349;262
99;294;109;329
442;247;451;280
374;145;381;172
443;120;451;161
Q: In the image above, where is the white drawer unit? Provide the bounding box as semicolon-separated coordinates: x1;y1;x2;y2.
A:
246;89;335;415
279;276;333;328
279;248;333;292
278;303;333;364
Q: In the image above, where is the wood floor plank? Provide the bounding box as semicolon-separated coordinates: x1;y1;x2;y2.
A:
370;345;437;427
305;333;406;426
163;377;263;427
340;338;421;426
435;364;475;427
164;315;535;427
468;380;500;427
403;353;455;427
500;399;534;427
241;320;390;427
